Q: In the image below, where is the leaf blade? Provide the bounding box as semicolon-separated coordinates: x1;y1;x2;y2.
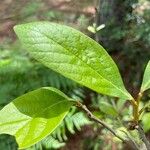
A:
141;61;150;92
14;22;132;100
142;112;150;132
0;87;72;149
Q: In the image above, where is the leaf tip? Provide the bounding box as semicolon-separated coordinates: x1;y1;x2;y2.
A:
13;24;22;37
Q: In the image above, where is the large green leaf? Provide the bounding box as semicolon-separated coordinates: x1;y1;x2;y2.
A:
14;22;132;100
0;87;72;149
141;61;150;92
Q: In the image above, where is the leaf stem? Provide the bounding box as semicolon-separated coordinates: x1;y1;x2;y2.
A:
131;92;143;124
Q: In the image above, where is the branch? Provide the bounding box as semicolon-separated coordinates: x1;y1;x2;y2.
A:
76;101;139;150
136;123;150;150
121;130;140;150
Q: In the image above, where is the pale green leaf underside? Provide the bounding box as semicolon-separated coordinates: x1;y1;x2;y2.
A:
141;61;150;92
0;87;72;149
14;22;132;100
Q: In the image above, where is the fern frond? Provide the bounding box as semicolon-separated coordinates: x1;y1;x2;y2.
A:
41;136;65;149
52;107;91;141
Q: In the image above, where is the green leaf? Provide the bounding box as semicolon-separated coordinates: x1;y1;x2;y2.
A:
142;112;150;132
14;22;132;100
0;87;73;149
141;61;150;92
99;101;118;116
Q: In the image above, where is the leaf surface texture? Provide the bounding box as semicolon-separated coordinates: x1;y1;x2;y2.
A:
14;22;132;99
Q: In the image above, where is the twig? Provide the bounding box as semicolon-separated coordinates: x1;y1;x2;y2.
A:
136;123;150;150
121;130;140;150
76;101;139;150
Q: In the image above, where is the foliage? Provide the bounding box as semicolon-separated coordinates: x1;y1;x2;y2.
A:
26;108;90;150
52;107;90;140
0;87;73;149
141;61;150;92
14;22;132;99
0;22;149;149
142;113;150;132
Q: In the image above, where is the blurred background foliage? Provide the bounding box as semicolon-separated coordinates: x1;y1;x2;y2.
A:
0;0;150;149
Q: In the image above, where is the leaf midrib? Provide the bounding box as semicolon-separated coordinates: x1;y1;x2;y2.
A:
32;99;69;117
15;100;70;148
13;100;70;146
0;118;30;127
0;100;69;134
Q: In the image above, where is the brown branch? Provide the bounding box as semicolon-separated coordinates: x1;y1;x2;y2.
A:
121;130;140;150
76;101;139;150
136;123;150;150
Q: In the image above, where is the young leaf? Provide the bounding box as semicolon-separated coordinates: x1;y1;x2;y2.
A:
14;22;132;100
141;61;150;92
0;87;73;149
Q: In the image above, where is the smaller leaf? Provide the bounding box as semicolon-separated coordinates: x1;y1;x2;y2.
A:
99;101;118;116
141;61;150;92
142;112;150;132
0;87;73;149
